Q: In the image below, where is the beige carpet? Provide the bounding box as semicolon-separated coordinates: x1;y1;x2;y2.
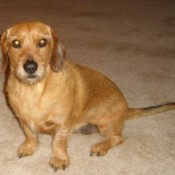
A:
0;0;175;174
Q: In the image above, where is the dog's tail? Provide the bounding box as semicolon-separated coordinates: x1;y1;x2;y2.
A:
127;103;175;120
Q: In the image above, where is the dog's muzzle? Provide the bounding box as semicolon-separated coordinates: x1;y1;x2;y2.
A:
23;60;38;75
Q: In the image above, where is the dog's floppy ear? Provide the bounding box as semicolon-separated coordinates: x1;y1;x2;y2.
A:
0;32;9;73
50;29;65;72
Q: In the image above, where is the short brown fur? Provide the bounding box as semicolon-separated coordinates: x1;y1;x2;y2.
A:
1;22;175;170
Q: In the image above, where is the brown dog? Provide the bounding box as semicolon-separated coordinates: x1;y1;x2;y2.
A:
0;22;175;170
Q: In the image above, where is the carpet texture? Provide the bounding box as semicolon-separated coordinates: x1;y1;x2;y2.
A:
0;0;175;175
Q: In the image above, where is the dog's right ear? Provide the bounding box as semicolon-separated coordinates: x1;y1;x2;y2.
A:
0;32;9;73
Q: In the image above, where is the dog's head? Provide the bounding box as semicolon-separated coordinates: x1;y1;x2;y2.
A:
0;22;65;85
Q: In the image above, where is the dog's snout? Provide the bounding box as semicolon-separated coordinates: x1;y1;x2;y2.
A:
23;60;38;74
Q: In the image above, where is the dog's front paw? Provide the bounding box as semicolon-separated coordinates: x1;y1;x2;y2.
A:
18;139;38;158
49;156;70;171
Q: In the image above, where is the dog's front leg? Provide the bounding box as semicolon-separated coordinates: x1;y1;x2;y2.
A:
17;120;38;158
50;125;70;171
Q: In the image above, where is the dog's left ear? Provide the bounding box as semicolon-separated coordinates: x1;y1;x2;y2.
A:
0;32;9;73
50;29;65;72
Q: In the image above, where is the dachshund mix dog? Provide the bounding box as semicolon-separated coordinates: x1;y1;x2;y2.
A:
0;22;175;170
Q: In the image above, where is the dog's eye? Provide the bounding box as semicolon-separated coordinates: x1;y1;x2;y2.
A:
12;40;21;48
38;38;47;48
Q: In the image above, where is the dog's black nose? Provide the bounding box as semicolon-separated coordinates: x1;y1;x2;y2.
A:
23;60;38;74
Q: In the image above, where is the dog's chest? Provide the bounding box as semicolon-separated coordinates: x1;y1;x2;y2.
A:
9;84;43;111
7;81;65;131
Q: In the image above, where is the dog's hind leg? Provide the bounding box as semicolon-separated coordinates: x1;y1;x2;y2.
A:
90;111;125;156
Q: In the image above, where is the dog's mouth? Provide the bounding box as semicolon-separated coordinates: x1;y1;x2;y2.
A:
19;73;45;85
27;74;37;79
19;73;41;85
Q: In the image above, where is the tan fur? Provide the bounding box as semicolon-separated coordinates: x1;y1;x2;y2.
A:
1;22;175;170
